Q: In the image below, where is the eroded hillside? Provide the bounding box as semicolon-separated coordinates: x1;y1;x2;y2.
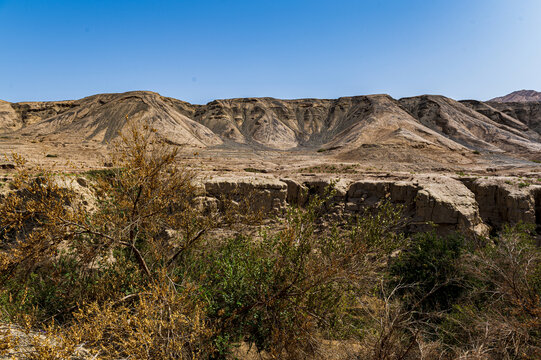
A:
1;90;541;174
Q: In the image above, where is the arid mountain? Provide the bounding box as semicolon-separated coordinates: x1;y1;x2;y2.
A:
0;99;77;132
485;101;541;136
1;91;541;160
192;95;463;151
191;94;541;155
399;95;541;154
489;90;541;103
3;91;222;147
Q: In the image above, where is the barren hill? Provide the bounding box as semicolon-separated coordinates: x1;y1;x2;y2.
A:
192;95;463;151
490;90;541;103
399;95;541;154
3;91;222;147
2;91;541;169
191;94;541;156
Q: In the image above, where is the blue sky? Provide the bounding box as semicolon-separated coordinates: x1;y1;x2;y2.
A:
1;0;540;103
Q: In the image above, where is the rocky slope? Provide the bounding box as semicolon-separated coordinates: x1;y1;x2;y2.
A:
2;92;222;147
2;90;541;161
485;101;541;136
490;90;541;103
399;95;541;154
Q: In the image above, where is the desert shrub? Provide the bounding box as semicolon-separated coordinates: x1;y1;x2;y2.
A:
0;255;88;322
0;120;212;356
187;192;407;359
0;249;144;325
82;167;119;180
24;277;212;360
354;282;437;360
443;224;541;359
388;231;467;312
191;235;275;356
0;118;205;280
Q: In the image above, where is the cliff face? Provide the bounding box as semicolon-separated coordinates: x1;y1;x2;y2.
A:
0;99;77;132
196;173;541;238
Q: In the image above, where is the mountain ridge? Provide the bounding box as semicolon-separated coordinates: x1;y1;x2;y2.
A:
1;91;541;162
489;89;541;103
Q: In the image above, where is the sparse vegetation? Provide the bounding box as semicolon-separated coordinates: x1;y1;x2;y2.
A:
0;122;539;359
300;163;358;174
83;167;120;179
316;146;341;153
243;167;267;173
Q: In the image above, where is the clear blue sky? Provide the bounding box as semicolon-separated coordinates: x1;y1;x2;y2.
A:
1;0;540;103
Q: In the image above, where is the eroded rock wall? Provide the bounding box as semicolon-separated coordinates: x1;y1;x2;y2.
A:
202;175;287;214
460;177;541;230
199;174;499;237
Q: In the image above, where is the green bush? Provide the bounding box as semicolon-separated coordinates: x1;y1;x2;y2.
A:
191;235;275;355
186;193;406;358
0;250;144;324
388;231;467;311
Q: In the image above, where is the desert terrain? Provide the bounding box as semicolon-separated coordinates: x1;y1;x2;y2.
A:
1;89;541;238
1;89;540;359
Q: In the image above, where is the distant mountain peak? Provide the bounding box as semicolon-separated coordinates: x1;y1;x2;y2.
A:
489;90;541;103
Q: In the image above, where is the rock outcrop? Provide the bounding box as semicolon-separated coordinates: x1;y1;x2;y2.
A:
460;177;541;230
0;99;77;132
199;174;501;237
195;172;541;238
203;175;288;213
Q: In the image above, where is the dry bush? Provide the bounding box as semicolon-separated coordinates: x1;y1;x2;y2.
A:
26;277;212;360
0;154;85;278
0;119;213;357
352;280;451;360
444;224;541;359
0;117;206;293
81;119;206;278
